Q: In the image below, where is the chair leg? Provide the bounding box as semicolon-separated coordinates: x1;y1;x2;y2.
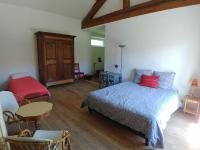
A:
78;74;80;81
62;135;71;150
196;103;200;118
145;138;149;146
88;107;92;114
66;138;71;150
183;98;187;113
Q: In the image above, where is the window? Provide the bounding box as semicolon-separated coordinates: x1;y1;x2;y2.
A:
91;37;104;47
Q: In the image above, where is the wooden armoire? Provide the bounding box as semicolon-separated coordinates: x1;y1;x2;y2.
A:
36;32;76;86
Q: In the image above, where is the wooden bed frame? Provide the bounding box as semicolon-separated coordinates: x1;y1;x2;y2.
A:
20;93;50;105
88;107;149;146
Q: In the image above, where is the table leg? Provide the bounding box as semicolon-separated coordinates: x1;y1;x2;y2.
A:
197;103;200;117
35;121;40;130
183;98;187;113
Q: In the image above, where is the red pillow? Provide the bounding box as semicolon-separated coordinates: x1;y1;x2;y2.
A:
140;75;160;88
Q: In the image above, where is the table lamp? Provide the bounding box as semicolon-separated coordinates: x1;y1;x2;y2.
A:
191;79;198;96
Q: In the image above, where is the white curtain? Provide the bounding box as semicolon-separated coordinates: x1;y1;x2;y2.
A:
0;105;7;137
0;105;8;150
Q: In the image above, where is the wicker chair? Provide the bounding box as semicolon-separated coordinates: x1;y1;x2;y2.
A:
0;91;19;124
0;91;29;134
0;104;71;150
4;129;71;150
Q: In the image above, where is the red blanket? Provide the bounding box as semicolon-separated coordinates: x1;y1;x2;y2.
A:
8;77;50;102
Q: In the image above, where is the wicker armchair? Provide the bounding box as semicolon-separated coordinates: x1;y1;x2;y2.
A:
0;104;71;150
0;91;19;123
0;91;27;134
4;129;71;150
0;91;46;124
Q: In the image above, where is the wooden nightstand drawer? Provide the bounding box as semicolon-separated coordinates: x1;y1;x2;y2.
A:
184;95;200;116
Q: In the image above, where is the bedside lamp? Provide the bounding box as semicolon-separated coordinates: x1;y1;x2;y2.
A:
191;79;198;96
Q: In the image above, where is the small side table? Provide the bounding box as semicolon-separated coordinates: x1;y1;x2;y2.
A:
183;95;200;116
99;71;122;88
16;102;53;130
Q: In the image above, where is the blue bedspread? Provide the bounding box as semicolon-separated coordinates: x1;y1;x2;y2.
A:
81;82;180;148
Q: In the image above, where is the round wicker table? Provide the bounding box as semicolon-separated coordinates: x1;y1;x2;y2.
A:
16;102;53;130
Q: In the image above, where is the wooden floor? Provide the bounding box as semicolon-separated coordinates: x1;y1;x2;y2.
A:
39;80;200;150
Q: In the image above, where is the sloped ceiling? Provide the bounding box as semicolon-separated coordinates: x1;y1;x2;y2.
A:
0;0;95;19
0;0;151;19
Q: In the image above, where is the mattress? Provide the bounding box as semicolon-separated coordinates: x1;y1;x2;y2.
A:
81;81;180;148
8;77;50;103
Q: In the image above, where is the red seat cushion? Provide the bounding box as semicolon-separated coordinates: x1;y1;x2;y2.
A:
140;75;160;88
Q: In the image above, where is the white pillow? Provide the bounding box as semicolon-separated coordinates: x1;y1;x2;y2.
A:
153;71;175;89
10;72;30;79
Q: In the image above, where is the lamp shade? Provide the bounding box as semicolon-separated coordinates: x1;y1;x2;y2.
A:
191;79;198;87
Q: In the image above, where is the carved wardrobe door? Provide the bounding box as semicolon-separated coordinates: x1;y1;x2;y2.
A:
60;40;74;80
36;32;75;87
44;39;58;83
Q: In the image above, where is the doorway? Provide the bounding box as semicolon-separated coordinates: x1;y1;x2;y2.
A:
89;26;105;79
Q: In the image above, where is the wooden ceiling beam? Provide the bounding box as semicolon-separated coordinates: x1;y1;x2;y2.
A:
82;0;200;29
82;0;107;24
123;0;130;10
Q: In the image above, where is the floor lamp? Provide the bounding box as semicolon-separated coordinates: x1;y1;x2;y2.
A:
118;44;126;77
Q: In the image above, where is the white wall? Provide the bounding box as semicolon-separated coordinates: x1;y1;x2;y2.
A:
105;5;200;95
0;3;92;89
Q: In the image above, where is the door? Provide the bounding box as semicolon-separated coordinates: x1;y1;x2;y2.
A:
44;40;58;82
62;39;74;79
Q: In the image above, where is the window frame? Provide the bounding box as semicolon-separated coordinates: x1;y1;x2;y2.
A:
90;36;105;47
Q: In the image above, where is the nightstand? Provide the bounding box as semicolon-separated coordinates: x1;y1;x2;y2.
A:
99;71;122;88
183;95;200;116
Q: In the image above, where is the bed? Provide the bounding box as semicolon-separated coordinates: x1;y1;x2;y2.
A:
81;81;180;148
8;76;50;104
